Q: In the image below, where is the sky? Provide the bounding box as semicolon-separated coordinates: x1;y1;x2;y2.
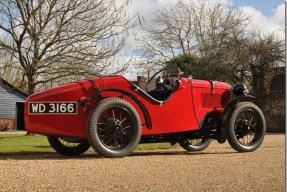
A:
233;0;285;36
126;0;285;37
123;0;285;80
233;0;284;16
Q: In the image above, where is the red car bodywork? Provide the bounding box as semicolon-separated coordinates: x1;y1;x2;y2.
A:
25;76;231;138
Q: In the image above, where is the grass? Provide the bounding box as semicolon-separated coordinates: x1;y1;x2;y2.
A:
0;134;176;154
136;143;176;150
0;134;53;153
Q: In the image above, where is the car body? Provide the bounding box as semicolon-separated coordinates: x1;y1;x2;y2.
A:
25;69;266;157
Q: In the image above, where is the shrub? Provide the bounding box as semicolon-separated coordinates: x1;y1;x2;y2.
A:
0;120;11;131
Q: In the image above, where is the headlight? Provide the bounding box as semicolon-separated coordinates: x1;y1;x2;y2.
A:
232;83;249;96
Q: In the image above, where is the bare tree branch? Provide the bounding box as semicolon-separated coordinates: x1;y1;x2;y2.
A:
0;0;135;94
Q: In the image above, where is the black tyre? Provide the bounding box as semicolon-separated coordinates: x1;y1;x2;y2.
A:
87;98;141;158
225;102;266;152
47;136;90;156
179;139;211;152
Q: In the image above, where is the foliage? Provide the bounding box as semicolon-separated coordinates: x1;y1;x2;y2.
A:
166;54;217;80
165;33;284;86
0;120;12;131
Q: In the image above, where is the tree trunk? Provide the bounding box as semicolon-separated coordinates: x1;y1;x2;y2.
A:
27;74;36;95
26;73;36;136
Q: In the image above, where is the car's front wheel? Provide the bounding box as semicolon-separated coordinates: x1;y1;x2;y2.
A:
87;98;141;158
225;102;266;152
47;136;90;156
179;139;211;152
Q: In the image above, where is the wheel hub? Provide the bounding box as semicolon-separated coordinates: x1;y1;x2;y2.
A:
105;118;123;137
236;120;252;138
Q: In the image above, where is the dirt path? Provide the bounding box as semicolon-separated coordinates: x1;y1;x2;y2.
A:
0;134;285;192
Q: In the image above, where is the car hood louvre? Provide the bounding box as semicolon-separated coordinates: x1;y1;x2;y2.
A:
191;80;231;90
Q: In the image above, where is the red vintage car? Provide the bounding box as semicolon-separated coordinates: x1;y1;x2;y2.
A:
25;68;266;158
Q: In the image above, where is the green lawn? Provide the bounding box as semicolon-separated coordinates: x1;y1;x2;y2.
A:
0;134;176;154
0;134;53;153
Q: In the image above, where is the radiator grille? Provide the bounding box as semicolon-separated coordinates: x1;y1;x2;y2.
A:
201;93;222;108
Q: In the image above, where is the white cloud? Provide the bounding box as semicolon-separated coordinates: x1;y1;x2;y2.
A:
127;0;284;38
129;0;232;23
240;4;285;39
131;0;284;36
272;3;285;25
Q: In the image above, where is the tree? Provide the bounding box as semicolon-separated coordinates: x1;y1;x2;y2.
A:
135;0;249;79
0;0;134;94
247;34;285;93
165;54;208;79
135;0;284;89
0;49;27;88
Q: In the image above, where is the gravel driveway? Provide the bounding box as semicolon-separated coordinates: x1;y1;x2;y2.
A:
0;134;285;192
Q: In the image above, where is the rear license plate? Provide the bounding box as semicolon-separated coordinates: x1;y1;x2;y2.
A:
28;102;78;114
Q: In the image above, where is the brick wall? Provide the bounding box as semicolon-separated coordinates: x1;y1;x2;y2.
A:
256;95;285;132
255;67;285;132
264;67;285;92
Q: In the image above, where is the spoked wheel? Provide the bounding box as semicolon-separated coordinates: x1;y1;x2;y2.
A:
225;102;266;152
179;138;211;152
88;98;141;158
47;136;90;156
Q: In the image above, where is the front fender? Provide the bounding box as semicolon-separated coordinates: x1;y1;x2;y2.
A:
222;95;255;125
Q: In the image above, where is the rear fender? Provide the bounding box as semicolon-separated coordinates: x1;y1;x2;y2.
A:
91;88;152;129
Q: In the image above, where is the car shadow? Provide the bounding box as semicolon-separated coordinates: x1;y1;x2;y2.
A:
0;151;103;160
131;150;237;157
0;150;236;160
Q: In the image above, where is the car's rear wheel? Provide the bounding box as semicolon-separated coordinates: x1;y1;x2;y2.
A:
47;136;90;156
87;98;141;158
225;102;266;152
179;139;211;152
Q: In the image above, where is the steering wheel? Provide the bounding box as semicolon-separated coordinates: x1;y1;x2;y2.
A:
145;69;171;92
